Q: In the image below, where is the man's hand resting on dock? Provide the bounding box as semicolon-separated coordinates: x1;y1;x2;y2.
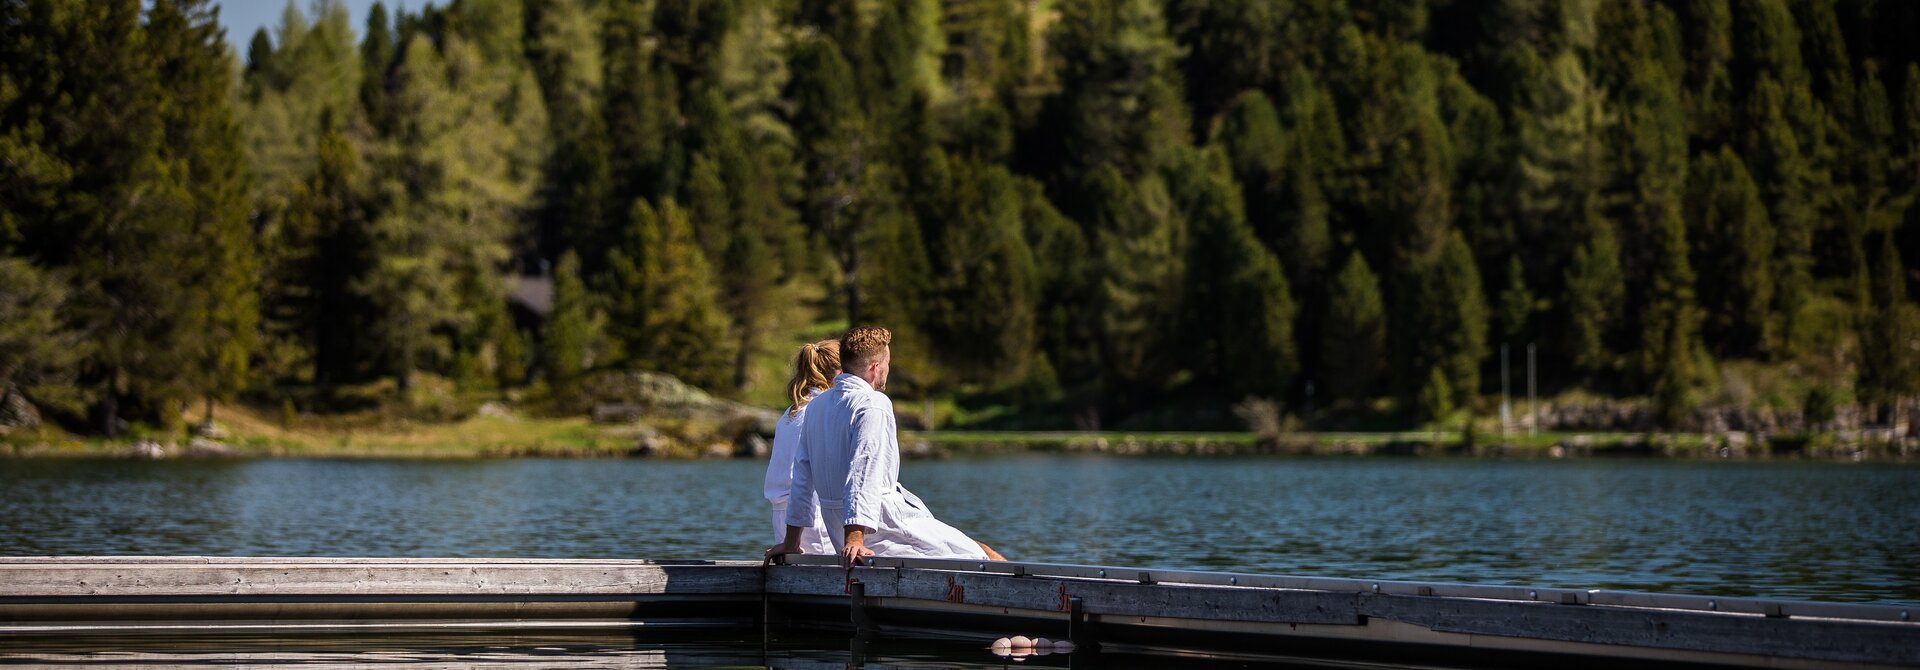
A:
842;526;874;571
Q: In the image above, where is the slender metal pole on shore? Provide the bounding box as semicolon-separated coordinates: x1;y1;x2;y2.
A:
1527;344;1537;438
1501;344;1510;438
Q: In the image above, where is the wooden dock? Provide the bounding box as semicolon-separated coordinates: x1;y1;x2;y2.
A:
1;555;1915;668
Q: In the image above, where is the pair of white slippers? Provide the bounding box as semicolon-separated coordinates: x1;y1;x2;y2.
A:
989;635;1075;656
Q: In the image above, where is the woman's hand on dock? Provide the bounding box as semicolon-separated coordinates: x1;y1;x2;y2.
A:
764;541;802;561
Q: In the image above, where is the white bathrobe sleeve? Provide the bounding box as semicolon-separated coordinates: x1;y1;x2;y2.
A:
783;422;818;529
842;403;889;532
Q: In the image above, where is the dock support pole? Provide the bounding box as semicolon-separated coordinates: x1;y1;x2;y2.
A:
758;559;771;630
758;559;770;661
848;579;873;634
1068;595;1096;652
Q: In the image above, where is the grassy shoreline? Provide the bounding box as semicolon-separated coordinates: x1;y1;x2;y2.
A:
910;430;1915;460
4;404;1912;462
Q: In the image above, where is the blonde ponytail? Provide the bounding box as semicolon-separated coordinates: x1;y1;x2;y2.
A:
786;339;842;417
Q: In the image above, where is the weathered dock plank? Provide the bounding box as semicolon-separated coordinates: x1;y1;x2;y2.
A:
1;559;759;597
0;557;765;635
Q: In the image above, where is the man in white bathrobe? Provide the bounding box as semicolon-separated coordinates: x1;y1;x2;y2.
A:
766;326;1004;568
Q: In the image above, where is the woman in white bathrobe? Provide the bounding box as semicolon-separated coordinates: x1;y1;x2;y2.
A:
762;340;837;555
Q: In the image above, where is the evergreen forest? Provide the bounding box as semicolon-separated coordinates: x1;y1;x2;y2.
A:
4;0;1920;437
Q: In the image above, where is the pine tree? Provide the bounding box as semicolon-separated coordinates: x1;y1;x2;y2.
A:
599;0;662;204
19;1;200;432
1322;251;1387;404
1504;42;1617;373
1732;0;1831;358
853;164;941;391
533;0;614;271
605;200;733;390
1795;0;1855;238
0;259;85;407
1418;365;1453;425
1084;165;1186;393
1673;0;1734;147
654;0;738;85
1439;61;1506;271
244;28;275;99
272;113;371;389
1335;35;1455;273
1276;69;1342;283
1211;90;1325;280
1166;0;1338;121
938;0;1030;107
1341;40;1469;402
797;0;866;68
1422;230;1490;407
717;202;776;391
788;35;873;323
1686;146;1775;356
1170;147;1297;399
1595;2;1698;400
720;0;799;137
360;2;396;133
1908;64;1920;248
685;148;733;261
1497;257;1536;344
1563;219;1624;377
452;271;511;391
1019;177;1103;396
1596;0;1685;282
148;0;261;422
681;88;778;391
494;318;529;389
1640;205;1704;426
1047;0;1190;181
1859;234;1919;411
867;0;946;117
690;64;804;390
926;160;1041;383
362;35;537;391
1743;76;1817;358
241;0;362;231
542;250;594;392
604;202;655;369
1853;61;1909;249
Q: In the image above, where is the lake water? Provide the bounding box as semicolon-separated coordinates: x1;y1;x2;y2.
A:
2;456;1916;605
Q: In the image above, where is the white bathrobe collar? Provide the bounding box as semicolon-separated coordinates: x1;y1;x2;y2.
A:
835;372;874;393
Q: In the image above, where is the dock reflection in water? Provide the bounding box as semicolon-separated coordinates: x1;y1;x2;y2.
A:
0;630;1406;669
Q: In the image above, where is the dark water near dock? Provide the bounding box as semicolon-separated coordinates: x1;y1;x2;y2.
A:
0;629;1451;669
2;456;1916;605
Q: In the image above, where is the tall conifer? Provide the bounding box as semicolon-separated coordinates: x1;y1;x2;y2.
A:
1322;252;1387;404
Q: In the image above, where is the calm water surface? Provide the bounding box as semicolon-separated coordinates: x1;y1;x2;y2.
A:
2;456;1916;604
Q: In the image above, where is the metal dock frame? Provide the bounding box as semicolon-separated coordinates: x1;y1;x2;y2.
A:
1;556;1915;668
773;554;1917;668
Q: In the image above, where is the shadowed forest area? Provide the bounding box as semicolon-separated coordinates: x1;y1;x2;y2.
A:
3;0;1920;446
